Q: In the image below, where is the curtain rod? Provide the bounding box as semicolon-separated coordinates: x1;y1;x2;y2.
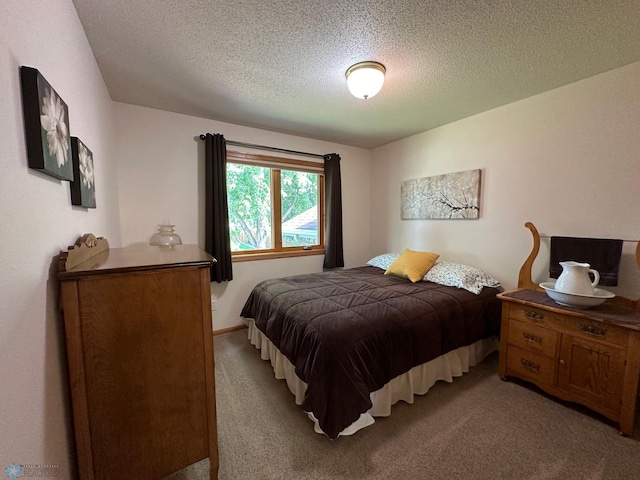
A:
199;134;326;159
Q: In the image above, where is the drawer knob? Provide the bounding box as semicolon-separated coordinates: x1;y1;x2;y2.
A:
580;324;606;337
524;310;544;321
521;358;540;372
522;332;543;344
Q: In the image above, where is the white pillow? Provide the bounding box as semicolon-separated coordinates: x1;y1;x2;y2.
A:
366;253;400;270
424;262;500;295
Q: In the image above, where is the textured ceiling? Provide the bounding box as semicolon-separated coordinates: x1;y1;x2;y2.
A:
71;0;640;149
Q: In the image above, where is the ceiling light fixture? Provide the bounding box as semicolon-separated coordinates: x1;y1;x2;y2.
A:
345;61;386;100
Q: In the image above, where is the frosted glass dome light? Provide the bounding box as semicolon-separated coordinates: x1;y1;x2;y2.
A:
345;61;386;100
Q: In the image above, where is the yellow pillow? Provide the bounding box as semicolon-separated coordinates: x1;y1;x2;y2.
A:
385;249;440;283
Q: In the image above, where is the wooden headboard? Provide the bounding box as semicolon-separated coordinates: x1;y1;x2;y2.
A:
517;221;640;309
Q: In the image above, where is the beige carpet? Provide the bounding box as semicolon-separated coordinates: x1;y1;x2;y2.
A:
165;329;640;480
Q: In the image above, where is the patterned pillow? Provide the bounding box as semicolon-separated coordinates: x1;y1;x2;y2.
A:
424;262;501;294
366;253;400;270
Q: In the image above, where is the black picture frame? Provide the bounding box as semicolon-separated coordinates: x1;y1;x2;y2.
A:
20;66;73;181
70;137;96;208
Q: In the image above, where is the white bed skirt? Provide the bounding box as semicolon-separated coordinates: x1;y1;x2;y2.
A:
247;319;499;437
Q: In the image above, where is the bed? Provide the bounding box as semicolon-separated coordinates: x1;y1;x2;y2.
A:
240;253;502;439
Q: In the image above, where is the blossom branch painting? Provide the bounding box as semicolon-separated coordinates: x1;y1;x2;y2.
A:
70;137;96;208
20;66;73;181
401;169;481;220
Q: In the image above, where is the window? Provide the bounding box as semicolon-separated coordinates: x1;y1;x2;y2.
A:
226;151;324;261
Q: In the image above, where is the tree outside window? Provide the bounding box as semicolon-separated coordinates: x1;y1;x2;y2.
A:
226;155;323;258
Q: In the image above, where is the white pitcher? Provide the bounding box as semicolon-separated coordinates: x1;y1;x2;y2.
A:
554;261;600;295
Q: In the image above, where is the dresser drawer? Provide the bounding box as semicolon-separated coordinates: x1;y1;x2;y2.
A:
507;319;558;358
562;319;628;348
508;304;628;348
506;345;556;386
510;304;559;325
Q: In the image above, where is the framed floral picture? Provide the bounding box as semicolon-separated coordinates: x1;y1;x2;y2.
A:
20;66;73;181
70;137;96;208
401;169;481;219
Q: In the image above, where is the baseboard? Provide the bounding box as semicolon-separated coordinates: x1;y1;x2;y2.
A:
213;324;248;336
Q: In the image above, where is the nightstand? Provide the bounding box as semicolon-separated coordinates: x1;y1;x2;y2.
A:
497;288;640;436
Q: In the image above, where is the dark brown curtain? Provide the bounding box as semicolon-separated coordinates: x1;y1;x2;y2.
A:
204;133;233;282
323;153;344;269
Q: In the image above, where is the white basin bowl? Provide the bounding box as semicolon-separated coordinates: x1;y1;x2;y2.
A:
539;282;615;308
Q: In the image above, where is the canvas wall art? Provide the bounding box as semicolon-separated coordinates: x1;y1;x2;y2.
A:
70;137;96;208
401;169;481;219
20;66;73;181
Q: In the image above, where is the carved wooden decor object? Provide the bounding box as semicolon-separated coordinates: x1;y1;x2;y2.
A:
59;233;109;272
517;222;640;309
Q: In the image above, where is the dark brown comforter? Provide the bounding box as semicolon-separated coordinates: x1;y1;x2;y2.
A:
240;265;501;439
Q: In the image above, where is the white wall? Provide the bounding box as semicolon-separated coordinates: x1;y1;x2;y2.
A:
4;0;639;472
113;103;372;331
0;0;121;477
371;61;640;300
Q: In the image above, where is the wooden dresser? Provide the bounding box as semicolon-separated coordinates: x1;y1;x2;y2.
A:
498;288;640;435
58;241;218;480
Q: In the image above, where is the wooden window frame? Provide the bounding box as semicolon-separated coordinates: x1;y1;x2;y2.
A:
227;151;325;262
